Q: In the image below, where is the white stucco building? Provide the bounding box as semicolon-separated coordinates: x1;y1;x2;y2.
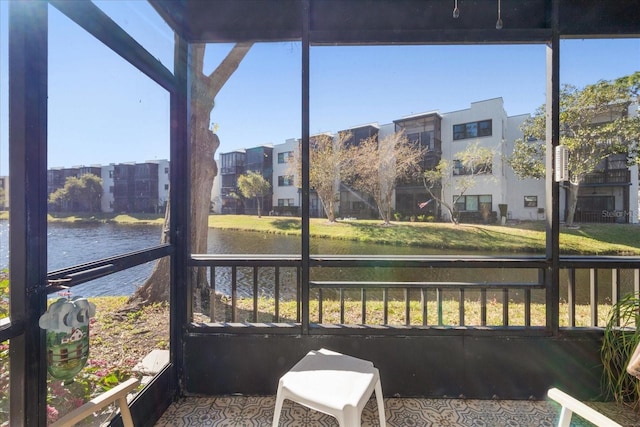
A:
212;97;638;224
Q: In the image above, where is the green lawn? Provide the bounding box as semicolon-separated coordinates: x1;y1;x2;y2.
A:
209;215;640;255
208;295;613;328
2;211;638;255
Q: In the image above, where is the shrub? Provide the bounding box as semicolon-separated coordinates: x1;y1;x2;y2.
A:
601;293;640;407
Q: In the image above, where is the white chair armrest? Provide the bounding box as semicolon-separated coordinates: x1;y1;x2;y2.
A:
547;388;622;427
50;377;140;427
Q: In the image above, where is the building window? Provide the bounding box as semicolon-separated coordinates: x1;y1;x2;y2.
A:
109;170;114;178
352;201;365;211
453;119;492;140
164;167;169;174
453;159;492;175
524;196;538;207
454;194;492;212
406;131;433;151
278;151;293;164
164;184;169;190
278;175;294;186
109;186;114;193
278;198;295;206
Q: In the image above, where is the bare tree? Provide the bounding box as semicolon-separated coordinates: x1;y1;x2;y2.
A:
290;132;352;222
127;42;253;306
344;131;425;225
424;142;495;224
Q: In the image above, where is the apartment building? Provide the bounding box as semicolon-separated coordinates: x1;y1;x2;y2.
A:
393;113;442;219
337;124;380;219
213;97;639;224
216;146;274;215
272;138;303;216
439;98;515;223
47;160;170;214
0;176;8;210
47;165;102;212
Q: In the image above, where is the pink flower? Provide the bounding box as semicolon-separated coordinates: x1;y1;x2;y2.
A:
95;369;109;377
47;405;59;423
50;381;66;396
88;359;108;368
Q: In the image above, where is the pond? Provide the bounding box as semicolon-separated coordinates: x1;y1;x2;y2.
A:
0;221;629;304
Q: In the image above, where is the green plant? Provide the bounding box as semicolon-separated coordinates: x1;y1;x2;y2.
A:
0;271;8;320
393;212;402;222
47;359;136;424
601;293;640;407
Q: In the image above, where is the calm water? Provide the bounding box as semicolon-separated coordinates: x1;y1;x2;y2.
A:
0;221;629;303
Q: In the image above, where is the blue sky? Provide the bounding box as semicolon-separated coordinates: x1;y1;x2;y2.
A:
0;2;638;174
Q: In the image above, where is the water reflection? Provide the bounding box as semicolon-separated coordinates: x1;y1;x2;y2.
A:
0;221;631;304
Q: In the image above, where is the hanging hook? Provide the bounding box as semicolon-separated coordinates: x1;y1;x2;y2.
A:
496;0;503;29
453;0;460;18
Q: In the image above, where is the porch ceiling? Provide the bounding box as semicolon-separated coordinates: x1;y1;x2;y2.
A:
149;0;640;44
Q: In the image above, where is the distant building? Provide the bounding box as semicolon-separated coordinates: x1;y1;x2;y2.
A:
337;124;380;219
439;98;515;223
212;97;639;224
0;176;8;210
47;160;170;214
47;165;101;212
272;138;300;216
244;146;274;216
218;150;246;214
393;113;442;219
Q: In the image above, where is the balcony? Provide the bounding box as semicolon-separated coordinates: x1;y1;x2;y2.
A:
6;0;640;426
583;169;631;185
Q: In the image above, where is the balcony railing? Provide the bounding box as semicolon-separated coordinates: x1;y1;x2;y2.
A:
189;254;640;333
583;169;631;185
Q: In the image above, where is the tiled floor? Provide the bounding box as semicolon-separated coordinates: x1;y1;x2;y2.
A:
155;395;640;426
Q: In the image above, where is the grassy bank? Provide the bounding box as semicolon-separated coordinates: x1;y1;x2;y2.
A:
208;295;614;328
46;212;165;225
0;211;164;224
3;211;639;254
209;215;640;255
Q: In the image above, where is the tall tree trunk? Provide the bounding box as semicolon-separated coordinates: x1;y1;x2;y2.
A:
565;181;580;227
326;199;335;222
126;42;253;309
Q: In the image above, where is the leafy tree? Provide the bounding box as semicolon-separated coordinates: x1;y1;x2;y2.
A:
128;43;253;307
344;131;425;225
509;72;640;226
290;132;352;222
48;174;102;213
424;143;495;224
237;171;271;218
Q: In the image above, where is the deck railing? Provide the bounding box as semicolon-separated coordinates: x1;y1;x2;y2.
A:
189;254;640;333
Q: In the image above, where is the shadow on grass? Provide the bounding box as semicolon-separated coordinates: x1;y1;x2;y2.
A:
271;218;301;231
206;293;298;323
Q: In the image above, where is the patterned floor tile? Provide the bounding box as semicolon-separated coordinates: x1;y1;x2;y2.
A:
154;395;640;427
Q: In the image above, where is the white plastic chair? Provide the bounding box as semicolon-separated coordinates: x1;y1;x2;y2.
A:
547;388;622;427
272;348;386;427
50;377;140;427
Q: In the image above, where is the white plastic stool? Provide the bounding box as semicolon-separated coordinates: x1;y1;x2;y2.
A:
272;348;386;427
